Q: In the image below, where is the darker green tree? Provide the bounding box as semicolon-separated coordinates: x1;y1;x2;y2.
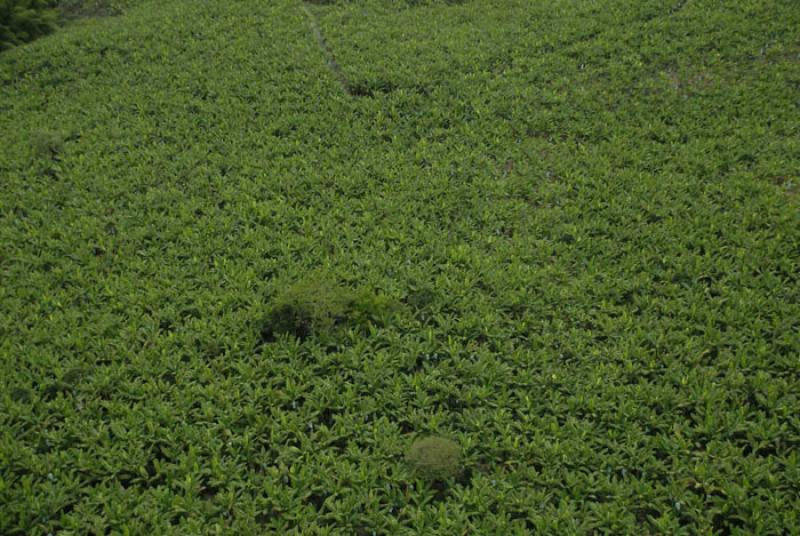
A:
0;0;57;50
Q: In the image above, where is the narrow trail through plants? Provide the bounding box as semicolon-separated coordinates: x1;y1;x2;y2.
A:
301;2;352;95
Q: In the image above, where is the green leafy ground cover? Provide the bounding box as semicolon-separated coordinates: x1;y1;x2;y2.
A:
1;0;799;533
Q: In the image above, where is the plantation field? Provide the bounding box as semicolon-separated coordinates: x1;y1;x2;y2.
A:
1;0;799;533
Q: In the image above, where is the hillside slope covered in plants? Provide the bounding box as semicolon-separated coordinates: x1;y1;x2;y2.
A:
1;0;799;533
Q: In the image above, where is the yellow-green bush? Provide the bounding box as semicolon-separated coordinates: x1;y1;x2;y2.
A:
406;436;462;480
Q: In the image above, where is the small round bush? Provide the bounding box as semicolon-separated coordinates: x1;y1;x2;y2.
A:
406;436;462;480
30;129;65;159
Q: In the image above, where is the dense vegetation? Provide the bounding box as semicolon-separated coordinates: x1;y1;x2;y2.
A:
1;0;798;533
